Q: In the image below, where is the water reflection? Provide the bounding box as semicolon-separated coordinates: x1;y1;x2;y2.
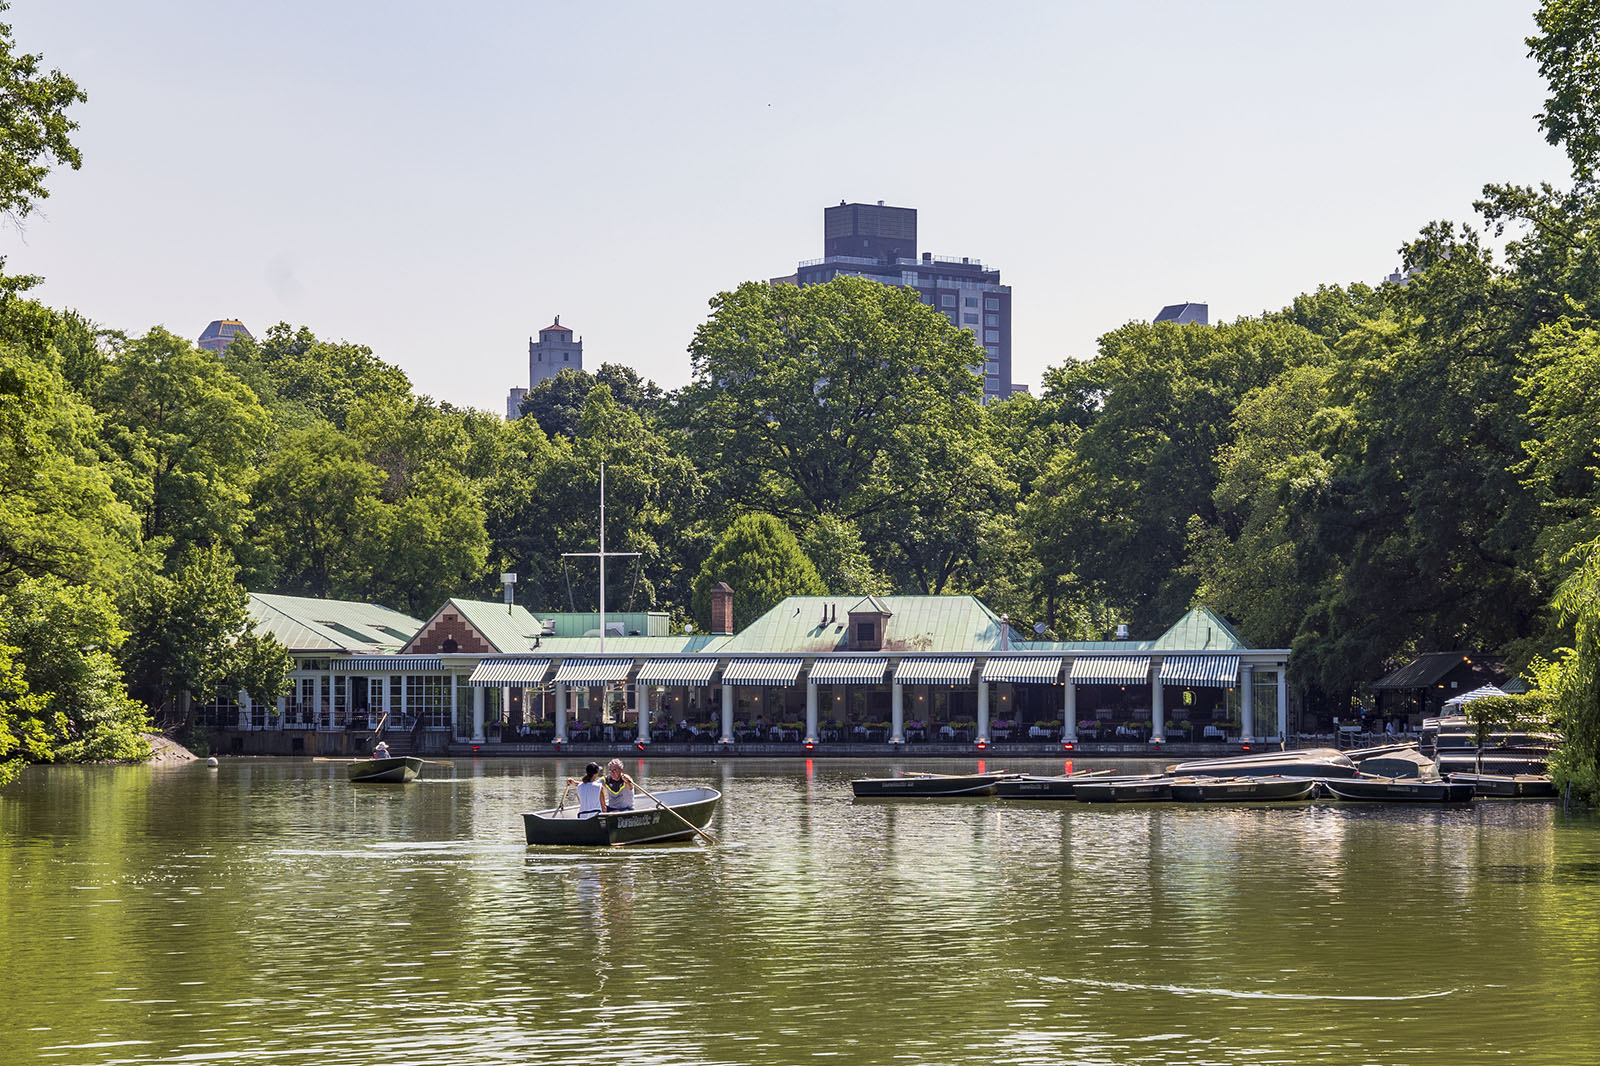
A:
2;758;1598;1065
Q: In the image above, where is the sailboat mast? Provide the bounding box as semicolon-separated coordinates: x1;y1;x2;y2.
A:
599;462;606;654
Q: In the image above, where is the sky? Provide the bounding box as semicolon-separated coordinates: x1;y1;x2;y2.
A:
4;1;1571;409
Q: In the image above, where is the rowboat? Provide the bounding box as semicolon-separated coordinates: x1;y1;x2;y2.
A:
850;772;1018;798
1073;777;1173;803
1321;777;1474;803
993;770;1117;799
1167;747;1361;779
347;756;423;783
1168;775;1317;802
1447;772;1558;798
523;786;721;846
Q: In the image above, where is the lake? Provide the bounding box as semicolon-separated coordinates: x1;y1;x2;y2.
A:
2;756;1597;1065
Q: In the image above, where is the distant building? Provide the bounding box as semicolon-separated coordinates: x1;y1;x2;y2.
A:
198;319;252;353
1154;302;1208;326
507;316;583;420
778;201;1017;402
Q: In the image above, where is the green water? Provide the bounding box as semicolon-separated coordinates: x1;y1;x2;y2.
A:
2;757;1598;1065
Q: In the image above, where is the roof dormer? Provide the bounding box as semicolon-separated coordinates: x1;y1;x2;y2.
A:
847;596;893;651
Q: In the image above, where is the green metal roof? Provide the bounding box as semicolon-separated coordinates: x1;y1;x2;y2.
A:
499;634;721;656
536;611;671;638
1148;607;1247;651
714;595;1018;654
439;599;549;653
248;593;423;654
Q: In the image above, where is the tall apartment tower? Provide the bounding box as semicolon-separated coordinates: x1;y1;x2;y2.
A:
508;316;583;419
780;201;1016;401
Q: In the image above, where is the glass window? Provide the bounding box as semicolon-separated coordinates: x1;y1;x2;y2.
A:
986;360;1000;375
985;313;999;326
985;297;999;310
962;312;979;324
963;297;978;307
985;345;999;355
940;294;956;307
984;329;1000;343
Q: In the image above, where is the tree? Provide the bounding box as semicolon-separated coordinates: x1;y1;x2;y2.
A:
0;641;47;785
518;363;663;438
0;575;149;763
1529;0;1600;182
0;343;140;590
676;276;985;523
0;2;85;226
97;327;268;566
222;323;411;430
1547;538;1600;801
799;514;888;597
690;514;825;632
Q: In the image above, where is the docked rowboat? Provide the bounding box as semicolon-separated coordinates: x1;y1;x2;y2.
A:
1168;775;1317;802
347;756;424;783
850;772;1019;797
523;786;720;846
993;770;1117;799
1321;777;1474;803
1447;772;1558;798
1073;777;1173;803
1166;747;1362;779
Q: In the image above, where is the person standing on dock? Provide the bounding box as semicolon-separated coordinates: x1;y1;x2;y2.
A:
570;763;604;818
601;759;635;811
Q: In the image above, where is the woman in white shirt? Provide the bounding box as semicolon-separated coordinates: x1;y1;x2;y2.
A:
569;762;604;818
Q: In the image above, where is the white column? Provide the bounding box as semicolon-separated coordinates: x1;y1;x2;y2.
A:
1241;663;1255;743
472;686;485;743
1277;666;1288;742
276;694;287;731
449;675;459;737
323;672;332;728
720;683;734;744
891;682;905;744
638;688;652;743
977;680;990;743
1064;680;1077;743
239;690;251;731
1150;660;1165;743
398;676;408;731
554;682;569;742
805;680;819;744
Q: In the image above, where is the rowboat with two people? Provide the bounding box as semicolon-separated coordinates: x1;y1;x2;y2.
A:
523;780;721;847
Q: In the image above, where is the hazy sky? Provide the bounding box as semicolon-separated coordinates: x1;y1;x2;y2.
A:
5;1;1569;409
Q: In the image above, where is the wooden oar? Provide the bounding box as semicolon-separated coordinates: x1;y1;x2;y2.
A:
555;781;573;814
627;777;718;845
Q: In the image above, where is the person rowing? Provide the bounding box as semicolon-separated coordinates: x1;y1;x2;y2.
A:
601;758;635;812
568;762;603;818
371;740;391;759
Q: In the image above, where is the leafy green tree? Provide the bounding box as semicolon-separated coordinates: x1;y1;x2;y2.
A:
249;423;386;596
0;2;85;226
677;276;985;522
691;513;825;632
1529;0;1600;181
222;323;411;431
1025;319;1328;633
0;575;149;763
1546;538;1600;801
0;641;47;785
799;514;888;596
97;327;268;565
119;545;259;722
0;343;140;590
352;468;489;617
518;363;663;438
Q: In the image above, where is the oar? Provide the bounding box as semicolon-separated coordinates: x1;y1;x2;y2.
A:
555;781;573;815
627;776;718;845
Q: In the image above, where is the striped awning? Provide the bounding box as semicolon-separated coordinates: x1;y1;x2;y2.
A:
1159;654;1240;688
1069;656;1152;683
893;657;976;684
344;655;442;671
808;658;889;684
983;657;1064;683
720;658;805;686
1443;684;1506;708
551;659;634;684
636;658;719;686
466;659;552;687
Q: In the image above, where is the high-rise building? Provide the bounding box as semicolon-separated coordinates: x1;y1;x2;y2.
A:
1153;302;1208;326
778;201;1016;402
198;319;252;353
507;316;583;420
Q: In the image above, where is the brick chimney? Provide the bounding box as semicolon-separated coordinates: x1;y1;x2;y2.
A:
710;582;735;635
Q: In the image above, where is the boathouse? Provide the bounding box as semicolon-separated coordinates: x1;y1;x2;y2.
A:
201;588;1291;756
